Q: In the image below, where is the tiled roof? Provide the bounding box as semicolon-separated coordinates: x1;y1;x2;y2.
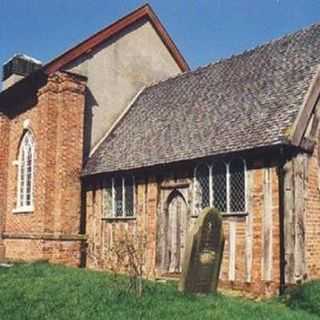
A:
83;22;320;176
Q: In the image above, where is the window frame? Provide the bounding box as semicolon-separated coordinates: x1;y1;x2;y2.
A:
103;175;136;219
193;159;248;216
194;163;210;210
228;158;248;213
212;160;227;212
14;130;35;213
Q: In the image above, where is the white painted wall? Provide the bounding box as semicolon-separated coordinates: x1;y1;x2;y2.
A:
65;19;182;155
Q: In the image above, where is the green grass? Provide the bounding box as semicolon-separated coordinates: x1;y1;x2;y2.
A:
284;281;320;316
0;263;319;320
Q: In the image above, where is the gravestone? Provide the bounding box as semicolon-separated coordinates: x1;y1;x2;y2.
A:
179;208;224;294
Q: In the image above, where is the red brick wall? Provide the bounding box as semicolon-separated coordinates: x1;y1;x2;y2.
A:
1;72;87;266
0;111;10;259
305;140;320;279
4;238;82;267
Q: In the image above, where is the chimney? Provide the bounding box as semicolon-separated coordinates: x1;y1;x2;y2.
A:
2;54;42;91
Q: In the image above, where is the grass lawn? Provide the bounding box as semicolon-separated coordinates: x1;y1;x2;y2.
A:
0;263;319;320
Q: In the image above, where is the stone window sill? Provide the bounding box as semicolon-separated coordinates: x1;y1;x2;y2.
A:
12;207;34;214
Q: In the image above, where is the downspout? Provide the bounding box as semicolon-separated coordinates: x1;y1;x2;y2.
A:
277;147;286;295
79;178;88;268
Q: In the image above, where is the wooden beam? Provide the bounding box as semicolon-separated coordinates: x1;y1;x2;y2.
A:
245;171;253;283
290;68;320;146
228;221;236;281
262;168;273;281
293;154;307;282
283;160;295;284
300;138;316;153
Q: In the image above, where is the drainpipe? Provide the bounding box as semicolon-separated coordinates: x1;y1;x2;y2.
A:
79;179;88;268
277;147;286;295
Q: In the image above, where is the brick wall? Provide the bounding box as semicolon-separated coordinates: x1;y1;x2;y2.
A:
1;72;87;266
0;111;10;259
305;139;320;279
4;238;83;267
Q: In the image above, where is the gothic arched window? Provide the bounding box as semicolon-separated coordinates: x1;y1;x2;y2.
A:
17;131;35;210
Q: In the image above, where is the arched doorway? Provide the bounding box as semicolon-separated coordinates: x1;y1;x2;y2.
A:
164;191;188;274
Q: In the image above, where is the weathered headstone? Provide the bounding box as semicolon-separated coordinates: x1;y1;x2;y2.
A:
179;208;224;294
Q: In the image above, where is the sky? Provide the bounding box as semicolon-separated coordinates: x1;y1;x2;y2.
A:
1;0;320;73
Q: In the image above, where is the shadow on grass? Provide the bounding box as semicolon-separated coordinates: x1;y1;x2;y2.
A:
282;281;320;317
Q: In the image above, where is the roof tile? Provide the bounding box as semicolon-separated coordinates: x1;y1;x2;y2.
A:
83;22;320;176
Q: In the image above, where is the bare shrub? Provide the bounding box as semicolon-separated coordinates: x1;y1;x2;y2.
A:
106;229;148;297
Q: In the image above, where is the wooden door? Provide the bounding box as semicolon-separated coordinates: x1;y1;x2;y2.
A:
166;192;188;274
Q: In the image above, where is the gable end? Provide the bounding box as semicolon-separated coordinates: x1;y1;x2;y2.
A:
44;4;189;74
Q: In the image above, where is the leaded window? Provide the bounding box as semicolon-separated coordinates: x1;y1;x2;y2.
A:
102;180;112;218
103;176;135;218
124;176;134;217
17;131;35;210
195;164;210;209
114;177;123;217
230;159;246;212
212;161;227;212
194;159;247;214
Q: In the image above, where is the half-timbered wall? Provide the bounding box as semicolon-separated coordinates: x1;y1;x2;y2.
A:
85;159;281;296
285;99;320;283
86;176;159;278
283;153;308;285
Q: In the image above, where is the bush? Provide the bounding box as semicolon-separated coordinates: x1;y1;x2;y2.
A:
106;230;148;297
285;281;320;316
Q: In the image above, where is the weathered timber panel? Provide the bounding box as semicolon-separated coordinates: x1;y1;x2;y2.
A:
86;163;281;296
262;168;273;281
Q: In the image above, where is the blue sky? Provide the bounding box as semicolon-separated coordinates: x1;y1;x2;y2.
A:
1;0;320;72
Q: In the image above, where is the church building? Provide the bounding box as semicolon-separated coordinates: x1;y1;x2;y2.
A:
1;4;320;296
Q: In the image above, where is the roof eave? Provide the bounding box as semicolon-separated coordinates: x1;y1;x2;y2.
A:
81;142;293;178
